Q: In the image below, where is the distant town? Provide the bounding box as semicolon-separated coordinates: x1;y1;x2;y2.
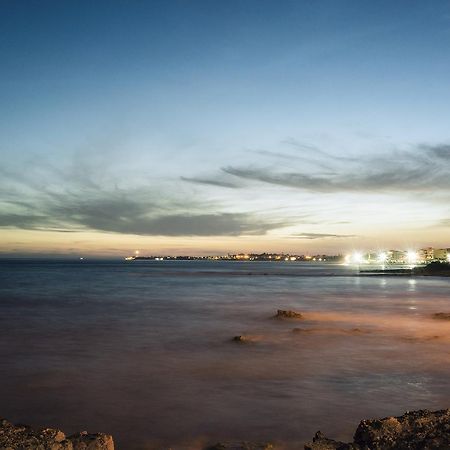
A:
125;247;450;265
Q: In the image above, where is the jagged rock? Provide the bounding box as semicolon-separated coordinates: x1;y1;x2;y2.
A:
275;309;303;319
353;409;450;449
68;431;114;450
432;312;450;320
207;442;273;450
0;418;71;449
0;418;114;450
304;409;450;450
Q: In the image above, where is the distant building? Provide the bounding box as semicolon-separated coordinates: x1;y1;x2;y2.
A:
434;248;449;261
419;247;434;263
387;250;406;263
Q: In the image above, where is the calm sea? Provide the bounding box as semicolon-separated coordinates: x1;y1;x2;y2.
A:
0;259;449;449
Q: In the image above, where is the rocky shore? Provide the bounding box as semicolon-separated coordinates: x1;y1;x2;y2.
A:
210;409;450;450
2;409;449;449
0;418;114;450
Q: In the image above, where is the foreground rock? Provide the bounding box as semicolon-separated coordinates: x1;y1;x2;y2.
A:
305;409;450;450
275;309;303;319
0;418;114;450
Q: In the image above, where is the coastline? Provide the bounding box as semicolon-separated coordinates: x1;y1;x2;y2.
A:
2;409;449;450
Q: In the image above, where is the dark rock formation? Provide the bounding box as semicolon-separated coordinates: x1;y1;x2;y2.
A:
0;418;114;450
432;312;450;320
68;431;114;450
232;335;249;343
275;309;303;319
305;409;450;450
304;431;354;450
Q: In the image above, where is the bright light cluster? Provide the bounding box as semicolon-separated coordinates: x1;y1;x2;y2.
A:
406;251;417;264
377;252;387;263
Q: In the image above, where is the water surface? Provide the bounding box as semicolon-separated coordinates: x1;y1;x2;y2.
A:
0;259;449;449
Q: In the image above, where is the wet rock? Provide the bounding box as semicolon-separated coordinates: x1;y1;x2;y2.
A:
304;409;450;450
353;408;450;449
275;309;303;319
292;327;314;334
68;431;114;450
232;335;247;343
0;418;114;450
304;431;353;449
432;312;450;320
207;442;273;450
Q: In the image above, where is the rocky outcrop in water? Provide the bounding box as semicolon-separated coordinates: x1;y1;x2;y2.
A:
432;312;450;320
305;409;450;450
0;418;114;450
275;309;303;319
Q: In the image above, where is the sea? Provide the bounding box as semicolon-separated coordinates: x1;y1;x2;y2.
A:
0;259;449;449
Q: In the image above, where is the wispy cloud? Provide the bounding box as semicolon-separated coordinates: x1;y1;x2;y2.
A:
222;142;450;195
0;160;288;236
289;232;357;240
180;176;240;189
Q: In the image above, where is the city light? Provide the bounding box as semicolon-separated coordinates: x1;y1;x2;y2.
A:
377;252;388;263
406;251;417;264
352;252;364;264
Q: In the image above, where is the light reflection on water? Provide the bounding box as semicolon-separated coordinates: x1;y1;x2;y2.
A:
0;260;449;450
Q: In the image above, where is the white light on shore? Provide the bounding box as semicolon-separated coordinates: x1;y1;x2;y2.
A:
406;251;417;264
352;252;364;264
377;252;387;263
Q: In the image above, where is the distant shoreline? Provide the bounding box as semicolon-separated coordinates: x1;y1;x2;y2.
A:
360;261;450;277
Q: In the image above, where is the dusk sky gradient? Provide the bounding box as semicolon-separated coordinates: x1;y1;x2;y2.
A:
1;0;450;256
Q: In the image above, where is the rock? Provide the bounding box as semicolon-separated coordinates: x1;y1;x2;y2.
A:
232;335;255;344
303;409;450;450
292;327;313;334
0;418;72;449
207;442;273;450
0;418;114;450
68;431;114;450
353;409;450;449
275;309;303;319
432;312;450;320
304;431;354;450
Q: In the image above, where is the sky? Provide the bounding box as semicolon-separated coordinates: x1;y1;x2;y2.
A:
1;0;450;257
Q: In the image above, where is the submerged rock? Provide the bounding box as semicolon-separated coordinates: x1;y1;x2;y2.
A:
232;335;248;343
275;309;303;319
0;418;114;450
432;312;450;320
292;327;314;334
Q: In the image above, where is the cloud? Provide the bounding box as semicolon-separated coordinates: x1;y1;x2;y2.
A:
0;161;288;236
222;142;450;195
289;232;357;240
180;176;240;189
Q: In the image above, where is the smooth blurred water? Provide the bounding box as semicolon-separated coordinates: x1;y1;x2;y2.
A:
0;259;449;449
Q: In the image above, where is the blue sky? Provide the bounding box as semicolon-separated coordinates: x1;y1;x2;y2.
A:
1;0;450;256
